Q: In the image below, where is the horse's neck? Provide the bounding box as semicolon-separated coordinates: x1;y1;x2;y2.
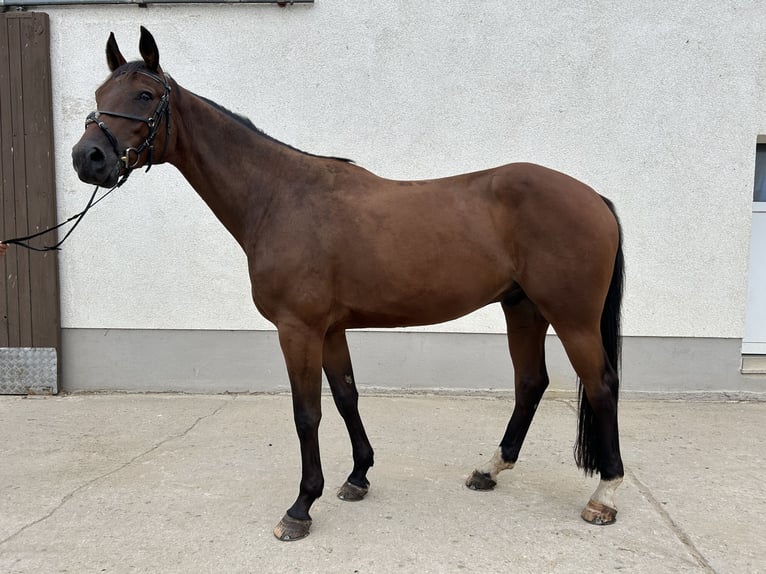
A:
167;86;316;246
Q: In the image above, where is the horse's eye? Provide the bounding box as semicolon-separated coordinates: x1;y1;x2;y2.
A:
137;91;153;102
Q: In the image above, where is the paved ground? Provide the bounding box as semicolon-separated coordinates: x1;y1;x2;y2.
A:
0;393;763;573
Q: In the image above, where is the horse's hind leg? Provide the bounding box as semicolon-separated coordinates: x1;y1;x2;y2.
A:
323;329;375;501
555;326;623;525
466;296;549;489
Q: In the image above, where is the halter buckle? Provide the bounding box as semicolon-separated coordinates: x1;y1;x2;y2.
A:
121;147;141;169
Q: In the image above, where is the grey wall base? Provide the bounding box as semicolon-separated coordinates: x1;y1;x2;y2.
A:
60;329;766;397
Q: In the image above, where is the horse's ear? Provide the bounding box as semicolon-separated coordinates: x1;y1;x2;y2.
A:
139;26;160;72
106;32;126;72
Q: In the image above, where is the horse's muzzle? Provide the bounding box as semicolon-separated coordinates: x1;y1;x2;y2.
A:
72;141;121;187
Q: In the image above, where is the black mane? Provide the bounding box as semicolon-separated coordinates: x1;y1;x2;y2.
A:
198;95;353;164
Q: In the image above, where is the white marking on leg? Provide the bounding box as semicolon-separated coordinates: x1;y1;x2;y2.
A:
344;375;353;385
476;447;514;480
590;477;623;509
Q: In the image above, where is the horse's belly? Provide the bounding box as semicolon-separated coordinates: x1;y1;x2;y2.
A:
340;265;513;329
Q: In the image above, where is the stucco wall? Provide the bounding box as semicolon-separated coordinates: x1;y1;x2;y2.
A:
47;1;766;338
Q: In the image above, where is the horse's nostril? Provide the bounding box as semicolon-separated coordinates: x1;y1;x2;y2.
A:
88;147;106;164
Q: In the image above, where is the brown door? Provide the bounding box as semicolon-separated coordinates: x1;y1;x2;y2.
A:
0;12;60;394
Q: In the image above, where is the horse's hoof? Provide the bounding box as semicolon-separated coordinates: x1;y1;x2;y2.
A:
337;480;369;501
465;470;497;491
581;499;618;525
273;514;312;541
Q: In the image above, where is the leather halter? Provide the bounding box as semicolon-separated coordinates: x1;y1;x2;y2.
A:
85;70;172;178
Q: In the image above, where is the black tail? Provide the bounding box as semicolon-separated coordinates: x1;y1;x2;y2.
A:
574;197;624;475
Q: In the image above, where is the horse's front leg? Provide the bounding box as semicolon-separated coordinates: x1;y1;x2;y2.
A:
273;321;325;542
323;328;374;501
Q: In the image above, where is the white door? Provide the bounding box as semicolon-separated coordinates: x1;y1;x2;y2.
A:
743;143;766;359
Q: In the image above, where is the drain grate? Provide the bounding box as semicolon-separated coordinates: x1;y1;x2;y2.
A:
0;347;58;395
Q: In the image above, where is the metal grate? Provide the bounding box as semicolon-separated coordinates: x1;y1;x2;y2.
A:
0;347;57;394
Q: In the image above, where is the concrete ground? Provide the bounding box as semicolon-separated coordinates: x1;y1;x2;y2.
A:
0;393;763;574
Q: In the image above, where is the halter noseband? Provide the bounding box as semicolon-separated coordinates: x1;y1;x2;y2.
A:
85;70;172;181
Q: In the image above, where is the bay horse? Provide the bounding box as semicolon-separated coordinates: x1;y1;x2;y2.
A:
72;28;625;541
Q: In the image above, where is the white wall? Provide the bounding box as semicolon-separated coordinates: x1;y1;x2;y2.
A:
47;1;766;338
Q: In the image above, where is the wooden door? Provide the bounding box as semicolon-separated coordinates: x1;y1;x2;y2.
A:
0;12;60;394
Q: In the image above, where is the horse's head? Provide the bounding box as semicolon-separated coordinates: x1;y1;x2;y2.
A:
72;27;172;187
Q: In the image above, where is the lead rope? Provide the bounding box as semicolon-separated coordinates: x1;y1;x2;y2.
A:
1;173;131;252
